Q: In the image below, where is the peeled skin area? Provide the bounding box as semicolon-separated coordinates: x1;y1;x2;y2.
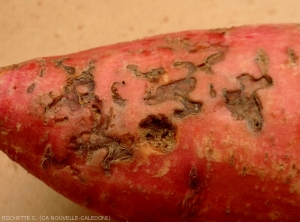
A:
1;24;300;221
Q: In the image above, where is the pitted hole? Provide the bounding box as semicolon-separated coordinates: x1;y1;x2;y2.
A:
138;114;176;153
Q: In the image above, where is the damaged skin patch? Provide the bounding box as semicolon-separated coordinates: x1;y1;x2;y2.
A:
182;165;201;220
174;52;224;75
55;59;76;75
101;138;134;175
223;74;272;132
70;133;134;176
41;145;54;170
64;62;98;111
27;83;36;93
37;59;47;77
126;64;165;82
40;69;46;77
287;48;298;66
145;62;204;118
256;49;269;75
173;61;198;77
138;114;176;153
36;61;135;175
223;49;273;133
196;52;224;73
145;77;202;118
209;83;217;98
188;166;200;190
129;52;224;119
111;81;126;106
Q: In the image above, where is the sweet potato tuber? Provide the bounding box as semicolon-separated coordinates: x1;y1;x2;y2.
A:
1;24;300;221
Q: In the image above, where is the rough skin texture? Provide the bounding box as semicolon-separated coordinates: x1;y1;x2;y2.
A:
1;24;300;221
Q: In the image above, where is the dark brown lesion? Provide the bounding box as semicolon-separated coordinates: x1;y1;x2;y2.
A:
126;64;165;82
138;114;176;153
223;74;272;132
111;81;126;106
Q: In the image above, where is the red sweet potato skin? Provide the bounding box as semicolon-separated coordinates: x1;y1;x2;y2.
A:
1;24;300;221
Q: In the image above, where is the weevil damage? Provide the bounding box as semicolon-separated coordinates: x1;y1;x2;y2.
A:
138;114;176;153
